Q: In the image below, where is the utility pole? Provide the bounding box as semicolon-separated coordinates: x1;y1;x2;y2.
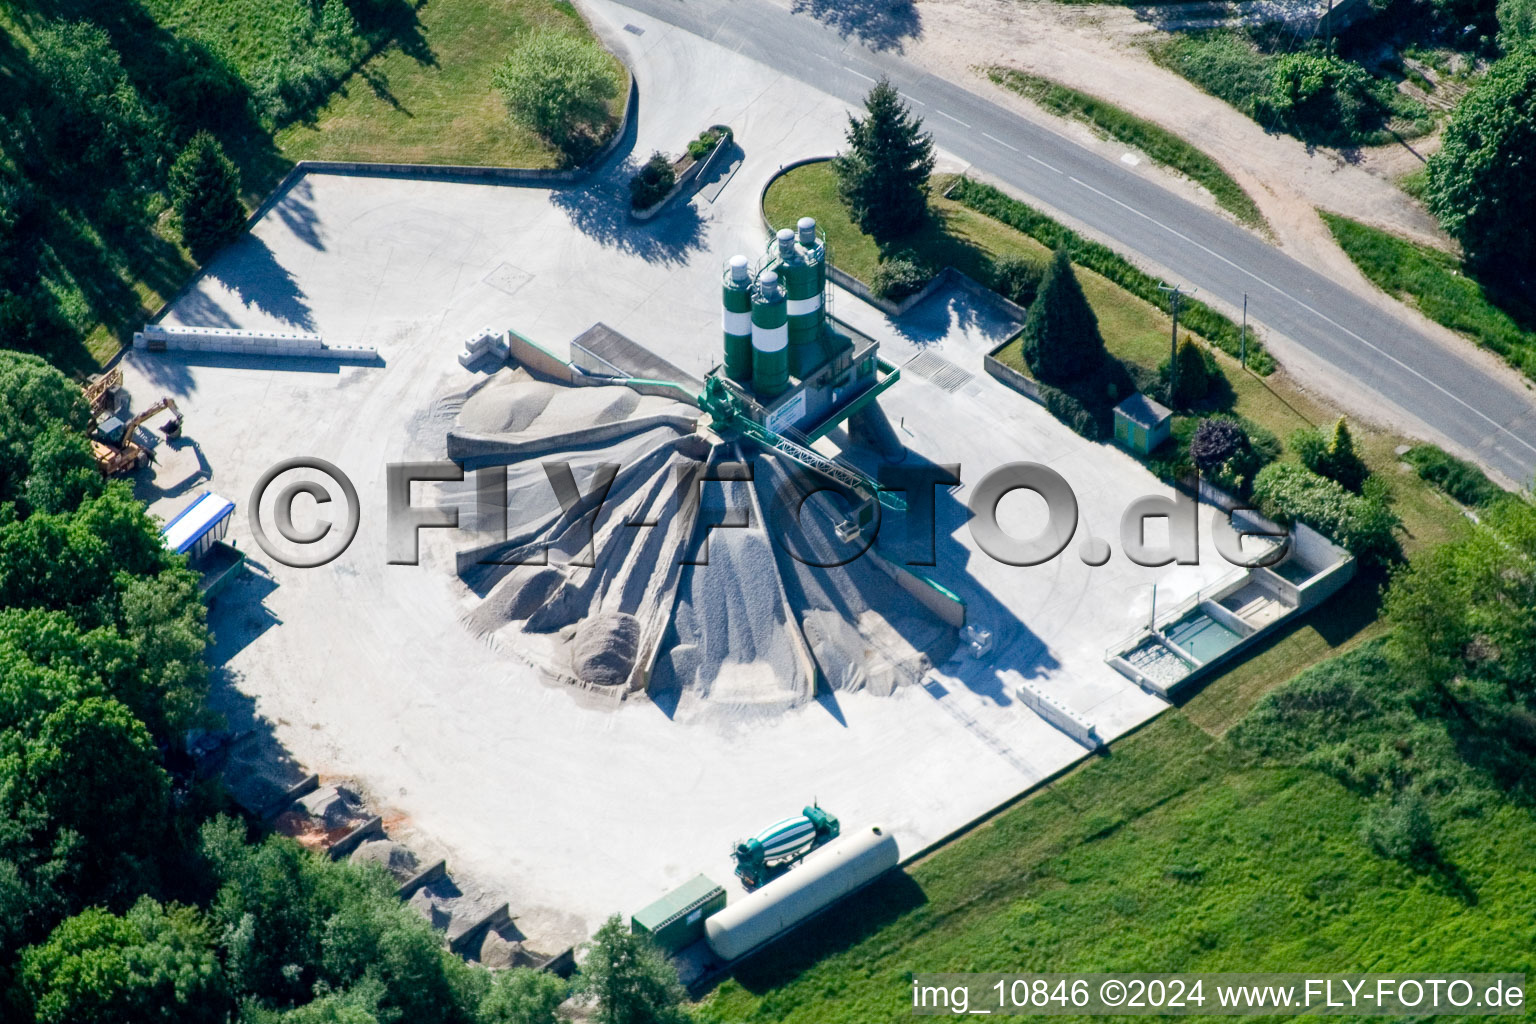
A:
1240;292;1248;370
1158;281;1193;399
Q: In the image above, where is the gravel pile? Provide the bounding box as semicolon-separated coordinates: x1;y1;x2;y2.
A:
651;457;813;706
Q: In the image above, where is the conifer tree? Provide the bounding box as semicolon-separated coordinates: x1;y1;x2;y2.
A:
835;78;936;241
168;132;245;261
1021;249;1104;384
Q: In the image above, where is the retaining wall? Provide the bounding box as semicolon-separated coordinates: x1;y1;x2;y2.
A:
1015;680;1101;750
982;351;1043;404
135;324;378;361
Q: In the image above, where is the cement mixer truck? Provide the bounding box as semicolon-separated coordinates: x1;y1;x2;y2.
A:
731;804;839;889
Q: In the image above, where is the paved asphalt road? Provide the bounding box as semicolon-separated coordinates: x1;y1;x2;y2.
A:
610;0;1536;485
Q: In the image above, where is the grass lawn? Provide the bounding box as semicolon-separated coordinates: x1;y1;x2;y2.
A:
697;706;1536;1023
987;67;1265;231
278;0;623;167
765;164;1037;286
1321;211;1536;382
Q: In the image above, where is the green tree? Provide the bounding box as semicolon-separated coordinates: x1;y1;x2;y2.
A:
25;423;103;516
19;898;227;1024
1383;497;1536;703
0;352;90;503
29;21;167;187
169;132;246;261
629;152;676;210
480;968;568;1024
1322;417;1367;491
1020;249;1104;385
834;78;935;241
17;697;171;902
492;32;619;150
1498;0;1536;51
1290;418;1368;491
1426;51;1536;284
118;570;212;739
571;915;687;1024
201;819;331;1004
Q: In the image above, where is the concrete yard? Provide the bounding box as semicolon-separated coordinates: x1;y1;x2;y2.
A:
120;3;1242;951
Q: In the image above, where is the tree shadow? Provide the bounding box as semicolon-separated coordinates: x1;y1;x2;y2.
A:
789;0;923;52
546;172;709;268
204;235;316;330
889;275;1025;350
1411;847;1478;906
269;176;327;252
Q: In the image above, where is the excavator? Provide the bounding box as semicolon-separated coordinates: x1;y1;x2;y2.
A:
92;396;183;476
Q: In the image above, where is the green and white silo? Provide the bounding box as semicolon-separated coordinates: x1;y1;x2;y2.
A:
751;270;789;399
775;223;826;380
722;255;754;384
797;216;826;299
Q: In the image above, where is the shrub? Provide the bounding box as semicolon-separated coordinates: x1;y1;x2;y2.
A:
871;252;932;301
1038;384;1102;440
1402;444;1504;507
1190;414;1277;494
1292;418;1368;492
992;254;1044;308
1021;249;1105;385
629;152;675;210
1252;462;1401;563
493;31;621;155
1191;417;1246;472
686;128;725;161
168;132;246;261
1151;30;1273;121
1264;52;1380;146
1362;792;1436;864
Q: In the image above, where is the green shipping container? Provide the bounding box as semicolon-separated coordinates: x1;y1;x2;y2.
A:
630;874;728;954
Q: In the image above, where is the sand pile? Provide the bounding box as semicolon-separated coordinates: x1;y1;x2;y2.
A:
457;373;642;435
571;611;641;686
447;369;696;461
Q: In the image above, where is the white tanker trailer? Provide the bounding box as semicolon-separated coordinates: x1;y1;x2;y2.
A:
705;825;899;963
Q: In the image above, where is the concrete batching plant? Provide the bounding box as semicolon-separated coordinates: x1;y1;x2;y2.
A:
713;218;901;443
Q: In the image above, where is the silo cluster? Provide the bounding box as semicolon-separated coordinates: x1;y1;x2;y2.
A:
721;216;827;398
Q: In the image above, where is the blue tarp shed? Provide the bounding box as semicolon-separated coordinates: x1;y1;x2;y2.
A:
160;492;235;560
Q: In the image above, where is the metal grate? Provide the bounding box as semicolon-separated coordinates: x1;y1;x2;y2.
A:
903;350;975;393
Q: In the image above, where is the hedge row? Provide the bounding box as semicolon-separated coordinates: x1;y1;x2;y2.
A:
1401;444;1506;508
949;178;1276;374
